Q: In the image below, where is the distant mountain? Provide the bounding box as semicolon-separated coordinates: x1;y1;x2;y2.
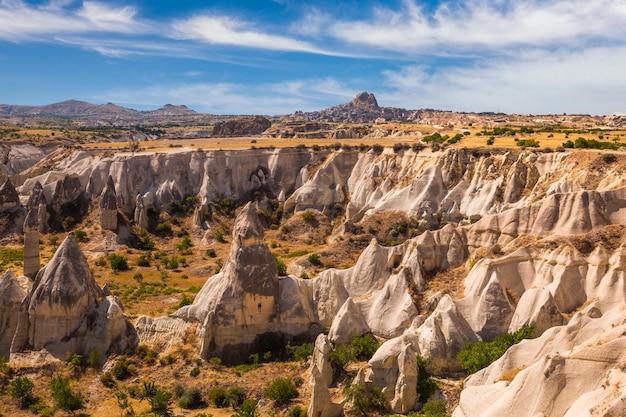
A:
0;100;196;120
149;104;197;116
289;92;414;123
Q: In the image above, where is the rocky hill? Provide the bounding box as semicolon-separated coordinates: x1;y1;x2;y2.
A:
2;143;626;416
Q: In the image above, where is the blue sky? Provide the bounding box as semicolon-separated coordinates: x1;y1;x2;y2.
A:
1;0;625;115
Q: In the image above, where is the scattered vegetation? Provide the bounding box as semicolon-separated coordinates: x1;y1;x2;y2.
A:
457;326;534;373
264;377;298;406
109;253;129;272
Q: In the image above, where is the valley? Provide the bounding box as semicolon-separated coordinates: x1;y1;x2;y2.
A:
1;94;626;417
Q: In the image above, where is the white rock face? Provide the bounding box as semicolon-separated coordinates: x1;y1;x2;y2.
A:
453;305;626;417
10;235;136;359
308;334;343;417
0;270;30;357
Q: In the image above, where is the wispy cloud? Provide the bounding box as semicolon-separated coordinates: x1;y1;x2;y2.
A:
0;0;146;41
99;77;357;115
171;14;336;55
380;46;626;114
329;0;626;54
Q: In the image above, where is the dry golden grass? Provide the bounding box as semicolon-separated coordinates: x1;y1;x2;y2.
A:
497;366;527;383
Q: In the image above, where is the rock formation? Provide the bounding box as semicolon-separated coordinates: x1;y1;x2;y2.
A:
99;175;118;230
454;304;626;417
23;182;47;277
211;116;271;137
0;179;19;213
0;270;30;358
308;334;343;417
10;234;136;358
140;202;281;363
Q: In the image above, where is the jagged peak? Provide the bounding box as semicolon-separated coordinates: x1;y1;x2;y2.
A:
350;91;379;109
232;202;265;243
100;175;117;210
31;233;102;304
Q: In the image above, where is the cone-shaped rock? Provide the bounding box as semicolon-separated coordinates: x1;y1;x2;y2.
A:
0;178;19;213
0;270;29;357
328;298;370;346
11;234;136;358
24;182;47;233
174;202;279;363
99;175;118;230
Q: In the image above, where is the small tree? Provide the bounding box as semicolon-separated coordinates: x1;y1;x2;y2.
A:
264;377;298;406
9;376;37;409
109;254;129;272
150;389;173;417
50;375;85;415
232;399;259;417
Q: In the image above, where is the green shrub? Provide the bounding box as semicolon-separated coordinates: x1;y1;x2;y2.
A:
149;389;173;417
109;254;129;272
137;253;151;267
289;405;307;417
179;386;204;409
206;248;217;257
113;356;132;380
66;353;84;373
421;400;447;417
155;222;172;235
226;386;246;408
287;342;314;362
190;366;200;377
9;376;37;409
457;326;534;374
350;333;379;359
516;139;540;148
232;399;258;417
301;210;315;222
264;377;298;406
274;255;287;276
208;387;228;408
74;229;87;241
307;253;322;266
345;383;387;415
100;372;115;388
50;375;85;415
142;381;158;399
215;231;226;243
416;355;440;402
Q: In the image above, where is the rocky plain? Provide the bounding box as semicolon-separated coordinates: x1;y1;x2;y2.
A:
1;94;626;416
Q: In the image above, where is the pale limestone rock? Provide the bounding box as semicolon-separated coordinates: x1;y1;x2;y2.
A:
0;270;30;357
307;334;343;417
164;202;280;363
11;234;136;358
0;178;19;213
417;295;479;372
454;305;626;417
23;182;47;277
99;175;118;231
328;298;370;346
508;288;565;336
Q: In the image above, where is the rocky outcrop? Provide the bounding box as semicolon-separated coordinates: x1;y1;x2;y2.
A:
454;304;626;417
328;298;370;346
0;179;19;213
99;175;118;231
10;234;136;358
23;182;47;277
212;116;271;137
157;202;280;363
308;334;343;417
0;270;30;358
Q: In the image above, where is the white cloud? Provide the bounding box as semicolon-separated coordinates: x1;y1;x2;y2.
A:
99;77;357;114
0;0;145;41
76;1;140;32
380;46;626;115
330;0;626;54
171;15;337;55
